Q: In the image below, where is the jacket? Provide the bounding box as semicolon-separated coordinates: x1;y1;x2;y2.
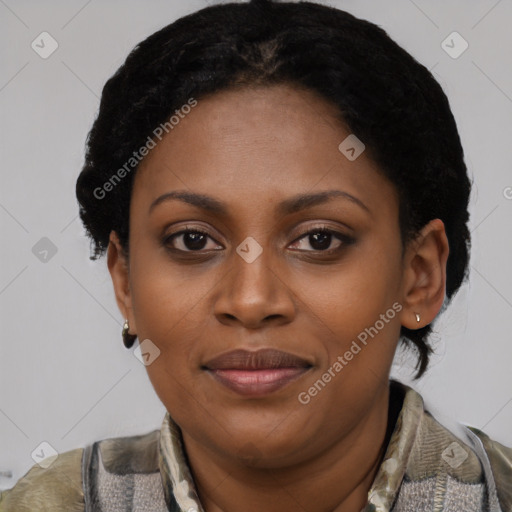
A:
1;380;511;511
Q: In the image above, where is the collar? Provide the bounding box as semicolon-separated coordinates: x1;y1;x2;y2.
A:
157;381;432;512
362;381;424;511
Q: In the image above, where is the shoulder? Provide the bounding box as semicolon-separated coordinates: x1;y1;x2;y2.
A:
0;447;85;512
0;428;163;512
465;426;512;512
391;382;512;511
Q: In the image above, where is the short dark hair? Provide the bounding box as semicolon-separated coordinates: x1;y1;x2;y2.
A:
76;0;471;378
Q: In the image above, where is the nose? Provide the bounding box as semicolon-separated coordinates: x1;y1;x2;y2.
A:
213;243;296;329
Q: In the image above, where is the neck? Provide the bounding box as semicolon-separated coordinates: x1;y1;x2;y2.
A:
180;383;397;512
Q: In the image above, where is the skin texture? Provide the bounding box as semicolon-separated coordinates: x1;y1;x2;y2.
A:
107;84;449;512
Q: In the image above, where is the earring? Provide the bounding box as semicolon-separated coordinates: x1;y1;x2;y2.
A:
122;319;137;349
415;312;421;323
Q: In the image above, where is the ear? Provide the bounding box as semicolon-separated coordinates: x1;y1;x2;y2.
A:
399;219;449;330
107;231;137;334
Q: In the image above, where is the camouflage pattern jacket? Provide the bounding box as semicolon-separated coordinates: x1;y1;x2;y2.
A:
1;381;511;511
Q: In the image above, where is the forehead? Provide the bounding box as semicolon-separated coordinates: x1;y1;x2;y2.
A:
132;84;396;219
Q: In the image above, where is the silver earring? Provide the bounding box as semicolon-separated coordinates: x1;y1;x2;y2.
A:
415;312;421;323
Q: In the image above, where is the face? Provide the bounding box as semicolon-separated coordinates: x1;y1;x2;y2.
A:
108;83;445;468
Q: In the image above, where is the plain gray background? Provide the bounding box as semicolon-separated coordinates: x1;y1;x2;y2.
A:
1;0;511;489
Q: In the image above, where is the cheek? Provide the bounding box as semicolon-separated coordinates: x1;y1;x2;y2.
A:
304;240;403;387
293;255;402;429
127;254;219;409
130;275;200;359
129;241;214;339
309;239;402;336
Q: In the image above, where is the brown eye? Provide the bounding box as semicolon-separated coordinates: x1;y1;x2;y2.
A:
164;228;222;252
289;228;355;253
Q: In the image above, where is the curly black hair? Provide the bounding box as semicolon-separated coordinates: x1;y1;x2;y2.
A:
75;0;471;378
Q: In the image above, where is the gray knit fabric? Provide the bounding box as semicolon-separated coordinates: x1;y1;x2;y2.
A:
83;436;171;512
392;477;437;511
95;449;168;512
392;475;486;512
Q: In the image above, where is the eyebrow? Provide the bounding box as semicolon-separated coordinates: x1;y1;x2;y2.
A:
148;189;370;216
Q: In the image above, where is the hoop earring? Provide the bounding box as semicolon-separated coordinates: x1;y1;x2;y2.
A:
415;312;421;323
122;319;137;349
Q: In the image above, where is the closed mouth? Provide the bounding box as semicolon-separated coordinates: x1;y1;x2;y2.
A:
202;348;312;371
202;348;313;397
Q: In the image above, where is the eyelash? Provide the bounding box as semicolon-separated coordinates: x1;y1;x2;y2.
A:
162;225;355;255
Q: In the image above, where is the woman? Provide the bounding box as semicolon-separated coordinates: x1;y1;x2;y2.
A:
1;0;510;510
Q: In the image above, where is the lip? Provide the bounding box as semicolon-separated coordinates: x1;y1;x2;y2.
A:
203;348;312;370
202;348;313;397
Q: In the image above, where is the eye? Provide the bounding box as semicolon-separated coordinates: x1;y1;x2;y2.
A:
289;227;354;253
163;227;222;252
163;225;355;254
